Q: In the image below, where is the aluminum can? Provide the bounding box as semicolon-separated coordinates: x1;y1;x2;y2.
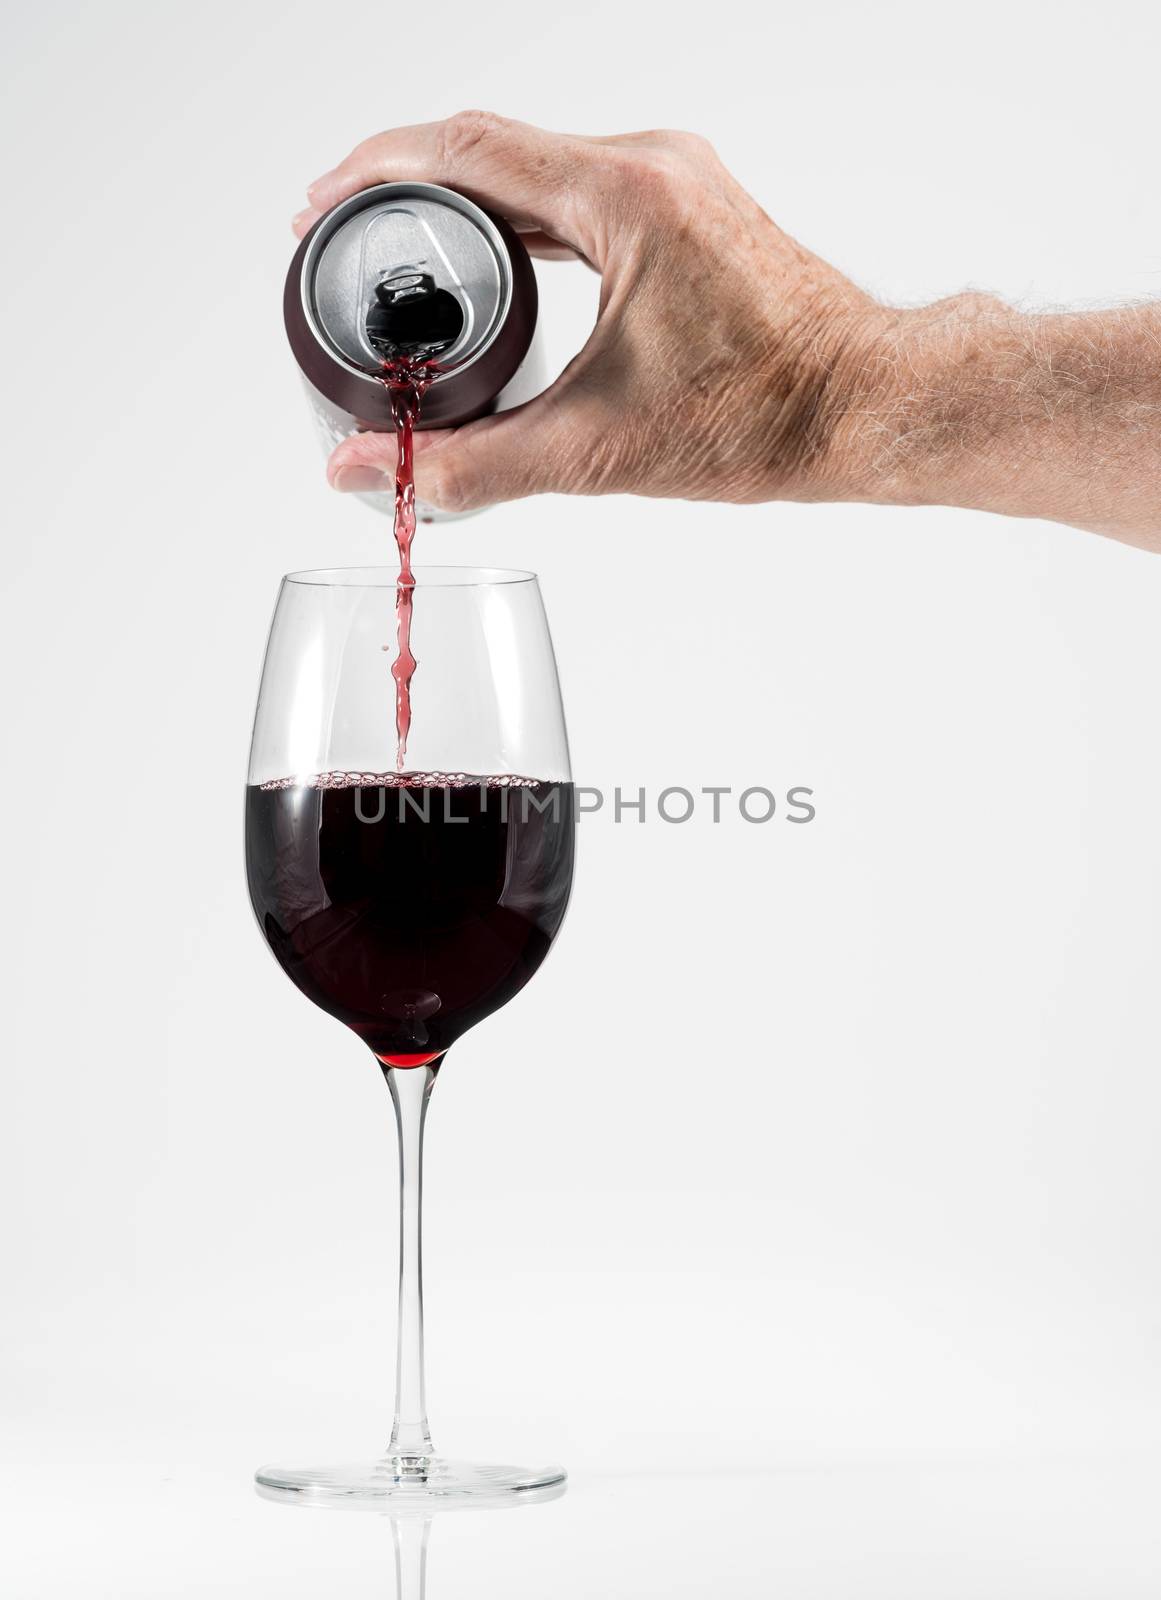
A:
284;181;545;516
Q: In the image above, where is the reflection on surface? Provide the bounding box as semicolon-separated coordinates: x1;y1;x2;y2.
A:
255;1479;567;1598
391;1519;428;1600
12;1460;1161;1595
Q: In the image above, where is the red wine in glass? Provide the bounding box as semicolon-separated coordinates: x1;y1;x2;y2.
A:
246;773;575;1066
246;565;572;1504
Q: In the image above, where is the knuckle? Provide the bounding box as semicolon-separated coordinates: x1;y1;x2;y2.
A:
620;148;684;205
630;128;717;169
350;132;380;161
661;128;714;157
438;109;506;166
623;149;697;224
342;132;387;175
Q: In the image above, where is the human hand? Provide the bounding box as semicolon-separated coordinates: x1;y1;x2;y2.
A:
295;113;883;513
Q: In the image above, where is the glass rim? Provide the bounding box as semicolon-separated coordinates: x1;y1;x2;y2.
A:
283;564;538;590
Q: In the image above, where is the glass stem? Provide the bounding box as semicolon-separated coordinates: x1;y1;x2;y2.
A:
384;1062;438;1462
391;1517;430;1599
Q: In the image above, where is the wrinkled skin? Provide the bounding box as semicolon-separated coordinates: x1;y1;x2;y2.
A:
295;113;881;514
296;113;1161;552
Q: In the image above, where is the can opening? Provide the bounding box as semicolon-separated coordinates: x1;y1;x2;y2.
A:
366;270;465;361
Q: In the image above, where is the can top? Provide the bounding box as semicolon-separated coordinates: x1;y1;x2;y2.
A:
300;182;515;384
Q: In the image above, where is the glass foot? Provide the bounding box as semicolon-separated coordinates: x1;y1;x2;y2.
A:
255;1456;567;1507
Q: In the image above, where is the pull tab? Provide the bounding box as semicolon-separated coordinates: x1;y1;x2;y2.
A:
366;270;465;359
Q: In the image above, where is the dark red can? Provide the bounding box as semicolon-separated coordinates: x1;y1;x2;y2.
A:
285;181;545;513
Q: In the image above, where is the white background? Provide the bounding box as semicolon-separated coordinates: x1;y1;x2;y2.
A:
2;0;1160;1592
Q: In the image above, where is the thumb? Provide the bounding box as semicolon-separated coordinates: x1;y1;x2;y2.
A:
328;386;601;512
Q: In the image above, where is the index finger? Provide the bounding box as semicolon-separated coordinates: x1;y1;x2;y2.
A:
304;112;608;266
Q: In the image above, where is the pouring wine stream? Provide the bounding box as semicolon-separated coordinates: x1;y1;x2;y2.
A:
369;269;465;770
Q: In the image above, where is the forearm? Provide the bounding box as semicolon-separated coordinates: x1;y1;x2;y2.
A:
835;299;1161;551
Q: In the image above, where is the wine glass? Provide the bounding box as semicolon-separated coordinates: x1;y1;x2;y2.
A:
245;566;575;1503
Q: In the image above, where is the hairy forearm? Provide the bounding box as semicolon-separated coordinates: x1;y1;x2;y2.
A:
836;299;1161;551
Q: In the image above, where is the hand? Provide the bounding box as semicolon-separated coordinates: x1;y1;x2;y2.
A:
298;114;1161;551
296;113;882;513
